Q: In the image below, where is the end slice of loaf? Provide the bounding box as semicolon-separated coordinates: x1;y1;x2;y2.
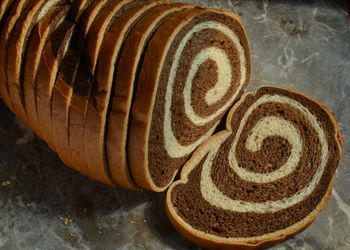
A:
166;87;343;249
128;7;251;191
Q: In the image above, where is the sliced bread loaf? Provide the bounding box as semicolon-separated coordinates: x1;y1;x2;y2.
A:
128;7;251;191
106;3;192;190
166;87;343;249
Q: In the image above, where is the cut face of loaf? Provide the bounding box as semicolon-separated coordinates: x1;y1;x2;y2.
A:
128;8;251;191
166;87;343;249
106;3;192;190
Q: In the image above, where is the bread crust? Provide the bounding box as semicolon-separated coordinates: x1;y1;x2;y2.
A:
165;87;343;249
35;21;75;149
0;0;29;113
22;2;70;138
7;0;52;124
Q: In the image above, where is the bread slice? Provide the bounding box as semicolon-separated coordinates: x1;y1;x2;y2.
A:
166;87;343;249
106;3;191;190
0;0;29;113
7;0;63;125
22;2;70;137
35;21;75;149
128;7;251;191
81;1;167;186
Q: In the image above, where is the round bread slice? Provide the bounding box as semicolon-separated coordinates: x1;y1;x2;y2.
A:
128;8;251;191
166;87;343;249
82;1;166;186
0;0;29;113
106;3;191;190
7;0;64;124
35;21;75;149
21;1;70;137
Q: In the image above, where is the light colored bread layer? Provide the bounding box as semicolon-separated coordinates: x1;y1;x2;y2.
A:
165;87;343;249
0;0;29;113
106;3;189;190
23;2;70;138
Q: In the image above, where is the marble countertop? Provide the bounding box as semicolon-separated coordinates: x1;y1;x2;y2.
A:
0;0;349;249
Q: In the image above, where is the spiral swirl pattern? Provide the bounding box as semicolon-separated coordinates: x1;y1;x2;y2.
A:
164;21;248;158
166;87;341;247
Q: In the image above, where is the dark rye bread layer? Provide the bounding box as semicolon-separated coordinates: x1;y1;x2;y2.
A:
128;7;251;191
23;2;70;137
82;1;165;185
35;21;75;149
166;87;343;249
0;0;29;113
7;0;62;124
106;3;191;190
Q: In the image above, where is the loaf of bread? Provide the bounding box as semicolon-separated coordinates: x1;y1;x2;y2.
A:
0;1;342;249
166;87;343;249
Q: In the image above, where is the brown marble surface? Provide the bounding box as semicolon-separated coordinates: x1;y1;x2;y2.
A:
0;0;349;249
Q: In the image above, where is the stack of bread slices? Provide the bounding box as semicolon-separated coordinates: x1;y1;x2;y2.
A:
0;1;343;249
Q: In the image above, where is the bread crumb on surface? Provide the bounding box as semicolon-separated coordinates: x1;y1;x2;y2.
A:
1;181;11;186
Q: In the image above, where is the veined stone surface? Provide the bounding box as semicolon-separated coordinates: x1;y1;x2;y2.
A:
0;0;349;249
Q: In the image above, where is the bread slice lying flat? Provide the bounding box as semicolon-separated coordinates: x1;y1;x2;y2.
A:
166;87;343;250
128;7;251;191
106;3;191;190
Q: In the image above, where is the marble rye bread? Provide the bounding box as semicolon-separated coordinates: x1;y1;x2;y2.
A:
128;7;251;191
166;87;343;249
